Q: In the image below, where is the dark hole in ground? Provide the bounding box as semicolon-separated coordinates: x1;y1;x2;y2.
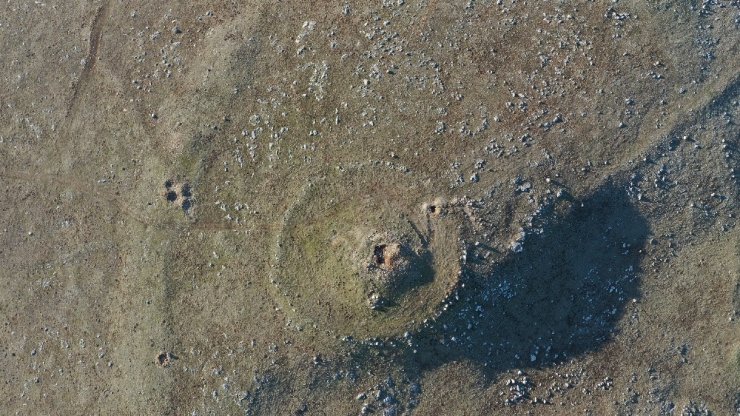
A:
182;198;192;213
181;183;192;198
373;244;387;266
157;353;168;365
165;191;177;202
157;352;176;367
164;179;173;189
428;205;437;214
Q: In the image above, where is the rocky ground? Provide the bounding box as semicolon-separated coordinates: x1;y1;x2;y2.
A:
0;0;738;414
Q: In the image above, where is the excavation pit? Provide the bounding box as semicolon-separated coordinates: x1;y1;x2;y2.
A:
372;243;402;270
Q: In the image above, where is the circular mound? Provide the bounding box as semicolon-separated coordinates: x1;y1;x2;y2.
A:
272;164;463;339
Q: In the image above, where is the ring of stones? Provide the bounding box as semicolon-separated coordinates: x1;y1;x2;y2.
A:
271;164;462;339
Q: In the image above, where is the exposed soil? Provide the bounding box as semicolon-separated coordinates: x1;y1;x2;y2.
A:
0;1;737;415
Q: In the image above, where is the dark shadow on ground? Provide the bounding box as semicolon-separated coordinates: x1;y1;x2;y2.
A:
395;181;650;379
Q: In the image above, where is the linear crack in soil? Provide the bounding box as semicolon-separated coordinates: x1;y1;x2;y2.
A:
64;1;110;122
